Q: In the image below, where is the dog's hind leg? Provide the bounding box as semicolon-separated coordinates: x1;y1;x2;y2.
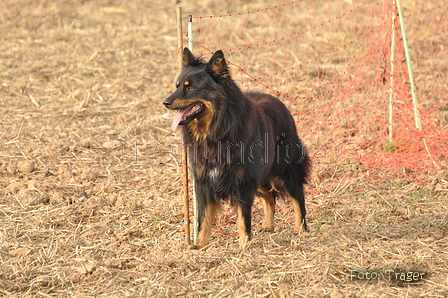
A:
290;193;307;232
260;191;276;232
236;203;252;248
284;174;307;232
192;201;219;249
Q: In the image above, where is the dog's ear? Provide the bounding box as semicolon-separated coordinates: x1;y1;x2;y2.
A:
182;47;196;67
206;50;229;79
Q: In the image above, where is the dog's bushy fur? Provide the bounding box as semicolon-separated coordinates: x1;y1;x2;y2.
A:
164;48;310;248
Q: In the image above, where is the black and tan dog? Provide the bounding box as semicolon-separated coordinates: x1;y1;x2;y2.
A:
164;48;310;249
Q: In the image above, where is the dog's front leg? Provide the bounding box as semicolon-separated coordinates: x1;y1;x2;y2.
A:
192;200;219;249
236;204;252;248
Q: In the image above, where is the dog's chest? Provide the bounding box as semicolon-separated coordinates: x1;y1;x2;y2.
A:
207;167;221;182
192;163;223;181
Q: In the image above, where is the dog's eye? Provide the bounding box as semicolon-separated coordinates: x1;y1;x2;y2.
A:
186;86;194;91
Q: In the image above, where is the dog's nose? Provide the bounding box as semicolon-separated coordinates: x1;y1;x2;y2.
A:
163;98;172;108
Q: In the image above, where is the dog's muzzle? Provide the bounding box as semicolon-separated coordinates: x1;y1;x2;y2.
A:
163;97;173;108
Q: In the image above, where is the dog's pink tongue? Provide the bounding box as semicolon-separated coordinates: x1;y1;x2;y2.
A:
171;109;187;132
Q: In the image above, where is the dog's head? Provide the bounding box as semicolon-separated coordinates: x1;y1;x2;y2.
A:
163;48;230;140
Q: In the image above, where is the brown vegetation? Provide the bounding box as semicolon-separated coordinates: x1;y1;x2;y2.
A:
1;0;447;296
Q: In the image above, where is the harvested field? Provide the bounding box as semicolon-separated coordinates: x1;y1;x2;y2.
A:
0;0;447;297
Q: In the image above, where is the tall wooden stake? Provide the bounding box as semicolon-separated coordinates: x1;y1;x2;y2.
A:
388;0;396;140
396;0;421;130
187;14;198;244
177;7;191;246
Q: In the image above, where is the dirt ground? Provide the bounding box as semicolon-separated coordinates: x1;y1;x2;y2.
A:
1;0;447;297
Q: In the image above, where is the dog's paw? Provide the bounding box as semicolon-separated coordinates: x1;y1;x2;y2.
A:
190;244;205;250
260;226;275;233
294;221;307;233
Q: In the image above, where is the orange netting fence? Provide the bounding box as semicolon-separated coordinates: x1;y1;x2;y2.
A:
183;0;447;234
187;0;447;180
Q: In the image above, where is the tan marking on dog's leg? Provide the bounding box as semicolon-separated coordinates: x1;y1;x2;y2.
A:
192;202;219;249
261;192;275;232
291;198;306;233
236;205;250;248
